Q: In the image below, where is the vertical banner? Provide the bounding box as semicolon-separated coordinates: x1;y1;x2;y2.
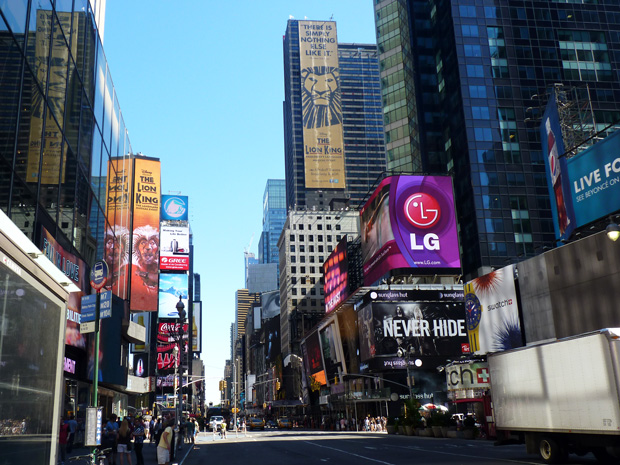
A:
41;226;88;349
106;158;133;299
130;158;161;311
192;302;201;353
298;20;345;189
464;265;523;354
541;90;575;241
27;12;78;184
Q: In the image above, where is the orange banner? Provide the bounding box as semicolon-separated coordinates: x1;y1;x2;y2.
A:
105;157;133;299
130;158;161;311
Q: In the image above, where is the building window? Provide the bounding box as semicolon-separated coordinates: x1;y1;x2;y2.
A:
309;235;314;241
327;235;332;242
469;85;487;98
459;5;477;17
291;266;296;273
472;107;490;119
290;245;295;253
461;25;479;37
464;44;482;57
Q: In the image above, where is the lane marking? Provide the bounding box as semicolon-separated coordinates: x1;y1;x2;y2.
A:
304;441;395;465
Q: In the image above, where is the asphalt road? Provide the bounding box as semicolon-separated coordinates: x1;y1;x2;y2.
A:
182;430;603;465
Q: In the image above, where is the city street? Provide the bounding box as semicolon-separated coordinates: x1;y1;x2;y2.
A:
181;430;603;465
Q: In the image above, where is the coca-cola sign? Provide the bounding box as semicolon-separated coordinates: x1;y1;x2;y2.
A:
157;322;189;370
160;255;189;271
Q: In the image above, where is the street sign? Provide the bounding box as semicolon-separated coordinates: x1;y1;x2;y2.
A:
85;407;103;446
80;321;96;334
90;260;109;290
81;291;113;322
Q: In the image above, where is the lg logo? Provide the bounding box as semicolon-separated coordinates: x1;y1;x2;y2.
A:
404;192;441;251
405;193;440;228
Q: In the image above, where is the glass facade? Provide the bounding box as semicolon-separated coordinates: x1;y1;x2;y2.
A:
283;21;387;211
0;0;132;266
259;179;286;286
374;0;620;278
0;247;66;464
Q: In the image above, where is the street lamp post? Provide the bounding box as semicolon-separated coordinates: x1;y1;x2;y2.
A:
176;296;186;426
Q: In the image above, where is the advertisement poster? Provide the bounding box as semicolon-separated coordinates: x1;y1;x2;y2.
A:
87;295;126;385
27;12;77;184
161;195;189;221
303;331;326;385
192;302;201;353
41;226;88;349
298;20;346;189
261;290;280;320
159;225;190;271
158;273;189;318
357;301;468;366
541;90;575;241
567;129;620;228
323;237;349;314
105;157;133;300
264;315;281;364
464;265;523;354
361;175;461;285
319;321;345;385
157;322;189;371
130;157;161;311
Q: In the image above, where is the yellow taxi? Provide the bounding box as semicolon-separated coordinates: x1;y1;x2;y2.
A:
247;417;265;430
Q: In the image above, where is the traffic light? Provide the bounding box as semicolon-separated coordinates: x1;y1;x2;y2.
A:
276;380;281;391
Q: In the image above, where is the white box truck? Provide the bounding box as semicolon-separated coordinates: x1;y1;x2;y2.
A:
488;328;620;464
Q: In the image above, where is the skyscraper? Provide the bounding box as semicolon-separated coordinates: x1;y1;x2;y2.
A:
283;20;386;211
259;179;286;266
374;0;620;278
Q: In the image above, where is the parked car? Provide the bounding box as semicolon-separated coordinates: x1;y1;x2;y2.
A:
209;415;224;431
278;417;293;429
247;417;265;430
266;420;277;429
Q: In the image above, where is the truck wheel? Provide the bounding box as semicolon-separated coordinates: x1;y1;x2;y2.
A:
539;437;568;464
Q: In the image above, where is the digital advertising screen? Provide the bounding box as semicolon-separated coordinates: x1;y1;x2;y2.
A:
157;322;189;371
161;195;189;221
158;273;189;318
357;301;469;370
361;175;461;285
323;237;349;314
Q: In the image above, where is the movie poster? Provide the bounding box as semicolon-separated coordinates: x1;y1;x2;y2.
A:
130;158;161;311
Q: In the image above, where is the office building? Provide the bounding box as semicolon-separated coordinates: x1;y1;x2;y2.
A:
283;20;386;211
247;262;278;293
235;289;260;341
278;210;359;356
0;0;148;453
374;0;620;278
259;179;286;263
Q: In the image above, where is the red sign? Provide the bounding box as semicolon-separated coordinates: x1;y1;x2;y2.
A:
160;256;189;271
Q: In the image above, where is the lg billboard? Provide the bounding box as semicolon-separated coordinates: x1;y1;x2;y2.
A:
361;175;461;285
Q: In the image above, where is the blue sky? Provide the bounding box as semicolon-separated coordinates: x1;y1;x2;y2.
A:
103;1;377;407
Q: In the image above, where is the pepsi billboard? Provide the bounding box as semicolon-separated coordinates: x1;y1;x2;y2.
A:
161;195;189;221
540;90;575;241
360;176;460;285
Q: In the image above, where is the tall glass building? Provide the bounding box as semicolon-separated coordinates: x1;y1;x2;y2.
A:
259;179;286;277
283;20;386;211
374;0;620;278
0;0;137;445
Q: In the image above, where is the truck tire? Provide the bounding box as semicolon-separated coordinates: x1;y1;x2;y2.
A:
539;437;568;464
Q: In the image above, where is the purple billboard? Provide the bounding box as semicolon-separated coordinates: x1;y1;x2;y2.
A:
361;176;461;285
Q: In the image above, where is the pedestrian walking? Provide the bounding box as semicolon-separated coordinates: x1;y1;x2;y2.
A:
153;418;162;445
103;414;119;465
117;419;133;465
59;418;69;465
132;417;145;465
66;414;77;453
157;419;173;465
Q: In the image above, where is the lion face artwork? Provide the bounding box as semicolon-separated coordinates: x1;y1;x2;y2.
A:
301;66;343;130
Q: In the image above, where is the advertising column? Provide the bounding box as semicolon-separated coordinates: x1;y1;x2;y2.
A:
298;20;346;189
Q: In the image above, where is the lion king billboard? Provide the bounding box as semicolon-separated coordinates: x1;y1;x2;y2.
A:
298;20;346;189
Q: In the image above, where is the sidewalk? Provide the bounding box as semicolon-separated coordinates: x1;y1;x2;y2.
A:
65;434;194;465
